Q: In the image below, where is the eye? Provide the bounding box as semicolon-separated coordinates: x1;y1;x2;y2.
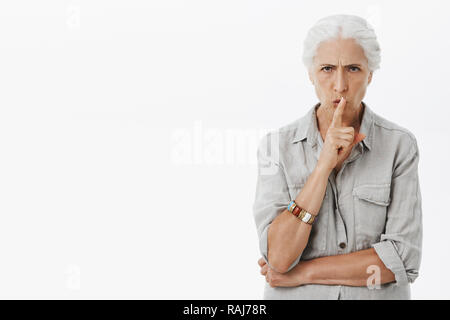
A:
321;66;333;72
349;66;361;72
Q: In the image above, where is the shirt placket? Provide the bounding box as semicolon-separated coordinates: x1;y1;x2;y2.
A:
328;144;364;300
331;144;364;251
315;132;355;254
328;172;348;253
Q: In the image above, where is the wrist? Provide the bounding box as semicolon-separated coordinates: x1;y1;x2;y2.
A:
293;260;315;286
315;161;333;177
302;260;315;284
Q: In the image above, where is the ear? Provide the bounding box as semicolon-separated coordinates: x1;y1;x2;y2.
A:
367;71;373;85
308;70;314;85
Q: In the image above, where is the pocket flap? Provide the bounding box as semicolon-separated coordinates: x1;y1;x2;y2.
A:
353;184;391;206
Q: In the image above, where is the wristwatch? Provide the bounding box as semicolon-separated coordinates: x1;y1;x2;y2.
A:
298;209;315;225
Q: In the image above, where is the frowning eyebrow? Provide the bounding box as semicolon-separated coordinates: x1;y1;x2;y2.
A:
319;64;362;67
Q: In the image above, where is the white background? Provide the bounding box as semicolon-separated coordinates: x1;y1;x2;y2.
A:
0;0;448;299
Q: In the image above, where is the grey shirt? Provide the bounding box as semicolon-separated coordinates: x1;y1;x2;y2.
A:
253;102;422;300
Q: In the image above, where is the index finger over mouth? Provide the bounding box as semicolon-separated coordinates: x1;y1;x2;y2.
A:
330;97;346;128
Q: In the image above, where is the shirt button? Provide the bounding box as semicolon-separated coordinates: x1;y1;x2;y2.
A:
339;242;346;249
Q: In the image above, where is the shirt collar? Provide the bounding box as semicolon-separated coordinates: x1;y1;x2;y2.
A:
291;101;374;151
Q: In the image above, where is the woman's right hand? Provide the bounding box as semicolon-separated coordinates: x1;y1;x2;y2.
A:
317;97;366;172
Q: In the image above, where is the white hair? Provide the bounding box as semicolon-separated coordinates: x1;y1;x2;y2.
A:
302;14;381;72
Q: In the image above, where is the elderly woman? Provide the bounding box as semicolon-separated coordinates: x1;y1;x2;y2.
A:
253;14;422;300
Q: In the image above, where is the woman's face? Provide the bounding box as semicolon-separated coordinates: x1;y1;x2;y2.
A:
309;37;373;112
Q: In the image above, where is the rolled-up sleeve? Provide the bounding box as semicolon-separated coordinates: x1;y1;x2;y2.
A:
371;136;423;286
252;132;301;272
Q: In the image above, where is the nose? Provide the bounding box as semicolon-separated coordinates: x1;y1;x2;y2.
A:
334;68;348;93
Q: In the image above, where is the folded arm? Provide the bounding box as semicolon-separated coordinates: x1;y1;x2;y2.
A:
261;248;395;287
304;248;396;286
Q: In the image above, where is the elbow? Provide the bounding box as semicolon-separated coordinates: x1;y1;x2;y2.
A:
267;253;288;274
268;253;302;274
268;261;290;274
270;261;290;274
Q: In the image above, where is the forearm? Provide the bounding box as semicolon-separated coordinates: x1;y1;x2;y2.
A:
301;248;396;286
267;164;331;273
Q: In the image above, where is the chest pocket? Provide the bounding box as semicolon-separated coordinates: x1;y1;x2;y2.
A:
352;184;391;249
288;184;329;258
